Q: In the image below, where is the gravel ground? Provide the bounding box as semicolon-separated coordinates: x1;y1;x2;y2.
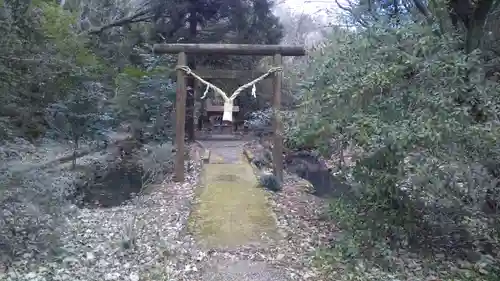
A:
2;142;338;281
2;166;201;281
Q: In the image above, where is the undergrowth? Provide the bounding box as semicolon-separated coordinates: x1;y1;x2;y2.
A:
285;6;500;281
313;197;500;281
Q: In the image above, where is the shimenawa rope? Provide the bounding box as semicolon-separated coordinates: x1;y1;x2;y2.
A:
175;65;282;122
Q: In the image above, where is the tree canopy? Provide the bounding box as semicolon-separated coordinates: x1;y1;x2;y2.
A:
0;0;283;141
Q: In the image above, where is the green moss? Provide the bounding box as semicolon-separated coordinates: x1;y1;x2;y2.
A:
188;163;278;248
123;66;148;78
75;50;98;66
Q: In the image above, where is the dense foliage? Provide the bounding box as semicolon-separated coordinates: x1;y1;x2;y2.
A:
7;0;500;279
0;0;284;269
0;0;283;142
285;0;500;279
0;0;105;140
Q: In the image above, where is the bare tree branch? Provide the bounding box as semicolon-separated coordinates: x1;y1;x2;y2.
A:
88;9;154;35
335;0;370;27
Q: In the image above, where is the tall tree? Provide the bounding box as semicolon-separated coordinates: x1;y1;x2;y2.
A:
337;0;500;53
86;0;283;140
149;0;283;140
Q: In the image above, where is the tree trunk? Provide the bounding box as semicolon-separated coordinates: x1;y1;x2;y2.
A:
464;0;496;53
448;0;497;53
72;137;79;170
185;3;198;141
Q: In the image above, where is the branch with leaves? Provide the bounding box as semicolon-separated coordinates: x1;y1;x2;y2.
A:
175;66;282;122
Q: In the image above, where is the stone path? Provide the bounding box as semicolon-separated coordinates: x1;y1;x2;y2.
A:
202;259;291;281
191;140;291;281
201;139;248;163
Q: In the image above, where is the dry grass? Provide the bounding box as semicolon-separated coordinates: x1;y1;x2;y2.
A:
188;163;278;248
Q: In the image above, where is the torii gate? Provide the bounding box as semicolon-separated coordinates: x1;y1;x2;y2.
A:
152;43;306;182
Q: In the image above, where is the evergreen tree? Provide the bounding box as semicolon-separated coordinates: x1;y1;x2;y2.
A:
149;0;283;140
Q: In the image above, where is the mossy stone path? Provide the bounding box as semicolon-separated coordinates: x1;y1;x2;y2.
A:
188;141;279;249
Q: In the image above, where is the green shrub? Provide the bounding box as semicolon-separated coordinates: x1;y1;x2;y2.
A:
258;172;282;192
287;18;500;281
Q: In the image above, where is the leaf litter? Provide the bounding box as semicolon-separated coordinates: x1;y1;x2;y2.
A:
1;144;336;281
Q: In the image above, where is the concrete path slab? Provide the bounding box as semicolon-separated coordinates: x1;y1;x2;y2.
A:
188;161;278;249
189;139;290;281
201;259;290;281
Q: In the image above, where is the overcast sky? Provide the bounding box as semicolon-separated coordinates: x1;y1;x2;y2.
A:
282;0;335;14
277;0;341;22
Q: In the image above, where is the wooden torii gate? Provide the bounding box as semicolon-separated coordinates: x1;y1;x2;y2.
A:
152;43;306;182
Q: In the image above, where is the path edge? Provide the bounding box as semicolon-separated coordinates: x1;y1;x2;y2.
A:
242;143;288;240
176;142;206;243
